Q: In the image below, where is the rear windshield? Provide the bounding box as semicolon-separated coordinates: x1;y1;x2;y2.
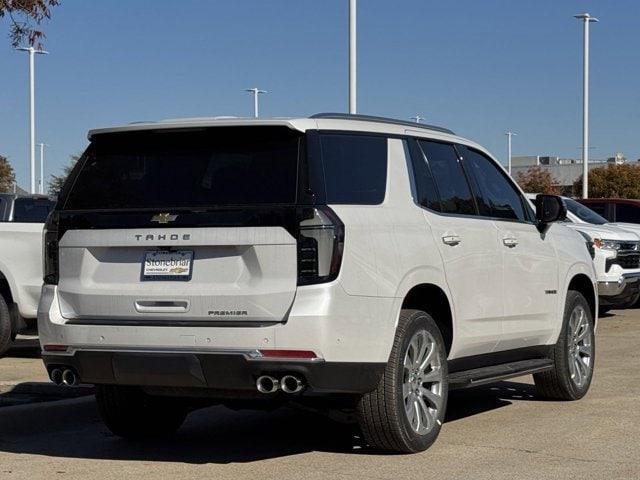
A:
12;197;56;223
64;127;301;210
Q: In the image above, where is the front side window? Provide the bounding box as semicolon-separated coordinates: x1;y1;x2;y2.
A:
319;133;387;205
418;140;475;215
12;197;56;223
461;147;526;222
615;203;640;223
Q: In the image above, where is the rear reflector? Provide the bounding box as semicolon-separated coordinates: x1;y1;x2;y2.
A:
259;349;318;360
43;344;69;352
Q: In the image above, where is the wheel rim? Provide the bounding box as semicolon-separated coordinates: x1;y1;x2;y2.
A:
402;330;444;435
567;304;593;388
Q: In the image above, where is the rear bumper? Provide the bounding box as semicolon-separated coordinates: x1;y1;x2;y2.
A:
42;350;385;395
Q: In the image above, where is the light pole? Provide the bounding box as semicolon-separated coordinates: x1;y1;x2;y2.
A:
245;87;267;118
575;13;598;199
411;115;423;124
16;46;48;194
505;131;517;175
349;0;356;114
37;142;49;194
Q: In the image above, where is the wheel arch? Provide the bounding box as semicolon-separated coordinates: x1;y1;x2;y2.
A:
400;283;454;356
568;272;597;327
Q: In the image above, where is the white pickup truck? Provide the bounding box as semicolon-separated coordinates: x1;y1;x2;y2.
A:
0;193;56;355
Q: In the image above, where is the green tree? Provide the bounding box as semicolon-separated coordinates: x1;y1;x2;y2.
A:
0;155;16;193
574;164;640;199
0;0;60;47
514;166;560;195
48;153;79;196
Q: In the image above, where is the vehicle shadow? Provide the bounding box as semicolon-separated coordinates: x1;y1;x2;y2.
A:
0;378;543;464
4;336;41;359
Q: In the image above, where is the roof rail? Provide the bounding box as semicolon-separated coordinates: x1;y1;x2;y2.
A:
310;113;455;135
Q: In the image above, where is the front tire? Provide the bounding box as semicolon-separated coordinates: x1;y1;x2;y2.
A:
534;290;595;400
0;294;12;357
357;309;448;453
96;385;189;439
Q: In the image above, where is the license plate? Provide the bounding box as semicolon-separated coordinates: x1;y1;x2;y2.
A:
142;250;194;281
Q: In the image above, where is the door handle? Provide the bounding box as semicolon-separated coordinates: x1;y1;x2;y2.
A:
502;237;518;248
442;235;461;246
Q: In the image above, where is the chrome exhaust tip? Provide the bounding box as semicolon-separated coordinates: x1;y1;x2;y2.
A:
256;375;279;394
50;368;63;385
62;369;78;387
280;375;304;394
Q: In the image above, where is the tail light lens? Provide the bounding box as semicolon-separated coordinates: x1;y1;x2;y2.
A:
43;212;60;285
297;206;344;285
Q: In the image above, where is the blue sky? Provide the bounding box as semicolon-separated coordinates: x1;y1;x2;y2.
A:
1;0;639;190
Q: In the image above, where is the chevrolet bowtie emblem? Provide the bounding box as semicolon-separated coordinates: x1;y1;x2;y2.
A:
151;213;178;224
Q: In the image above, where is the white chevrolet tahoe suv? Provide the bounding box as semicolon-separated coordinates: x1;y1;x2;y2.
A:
0;193;55;355
39;114;597;453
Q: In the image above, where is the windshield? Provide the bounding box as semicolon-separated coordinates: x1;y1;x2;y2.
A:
63;127;301;210
564;197;608;225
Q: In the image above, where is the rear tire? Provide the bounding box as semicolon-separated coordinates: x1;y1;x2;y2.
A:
0;294;12;357
96;385;189;439
534;290;595;400
356;309;448;453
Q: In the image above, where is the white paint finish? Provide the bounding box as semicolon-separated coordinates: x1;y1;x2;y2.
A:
0;222;44;318
496;220;559;350
57;227;297;323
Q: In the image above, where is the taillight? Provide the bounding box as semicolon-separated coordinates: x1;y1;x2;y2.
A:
43;212;60;285
297;206;344;285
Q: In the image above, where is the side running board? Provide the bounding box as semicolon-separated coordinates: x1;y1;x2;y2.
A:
448;358;553;390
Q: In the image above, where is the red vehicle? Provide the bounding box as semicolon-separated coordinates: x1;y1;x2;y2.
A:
578;198;640;224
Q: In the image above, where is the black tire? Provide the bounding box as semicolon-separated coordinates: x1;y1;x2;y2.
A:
356;309;449;453
598;306;611;316
96;385;189;439
617;292;640;309
534;290;595;400
0;294;12;357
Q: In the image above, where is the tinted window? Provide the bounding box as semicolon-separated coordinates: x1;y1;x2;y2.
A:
564;198;607;225
586;202;606;216
419;140;475;215
408;140;441;211
64;127;301;210
12;197;55;223
616;203;640;223
461;147;526;221
319;134;387;204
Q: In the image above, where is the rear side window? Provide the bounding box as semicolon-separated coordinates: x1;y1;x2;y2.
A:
64;127;301;210
418;140;476;215
616;203;640;223
461;147;527;222
12;197;55;223
319;134;387;204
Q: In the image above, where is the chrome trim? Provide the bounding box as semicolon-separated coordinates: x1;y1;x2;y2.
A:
598;272;640;297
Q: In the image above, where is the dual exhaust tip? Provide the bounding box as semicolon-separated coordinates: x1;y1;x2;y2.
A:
50;368;79;387
256;375;304;394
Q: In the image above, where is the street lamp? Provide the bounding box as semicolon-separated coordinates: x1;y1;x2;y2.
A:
574;13;598;199
245;87;267;118
349;0;357;114
411;115;424;124
505;131;517;175
16;46;48;194
37;142;49;194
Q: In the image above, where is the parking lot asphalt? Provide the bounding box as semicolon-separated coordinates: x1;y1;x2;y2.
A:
0;310;639;480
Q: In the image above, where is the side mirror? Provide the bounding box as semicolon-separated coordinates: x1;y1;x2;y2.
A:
535;194;567;233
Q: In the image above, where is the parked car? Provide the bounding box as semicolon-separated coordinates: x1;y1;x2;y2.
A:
527;194;640;310
578;198;640;225
0;193;56;355
39;114;597;453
